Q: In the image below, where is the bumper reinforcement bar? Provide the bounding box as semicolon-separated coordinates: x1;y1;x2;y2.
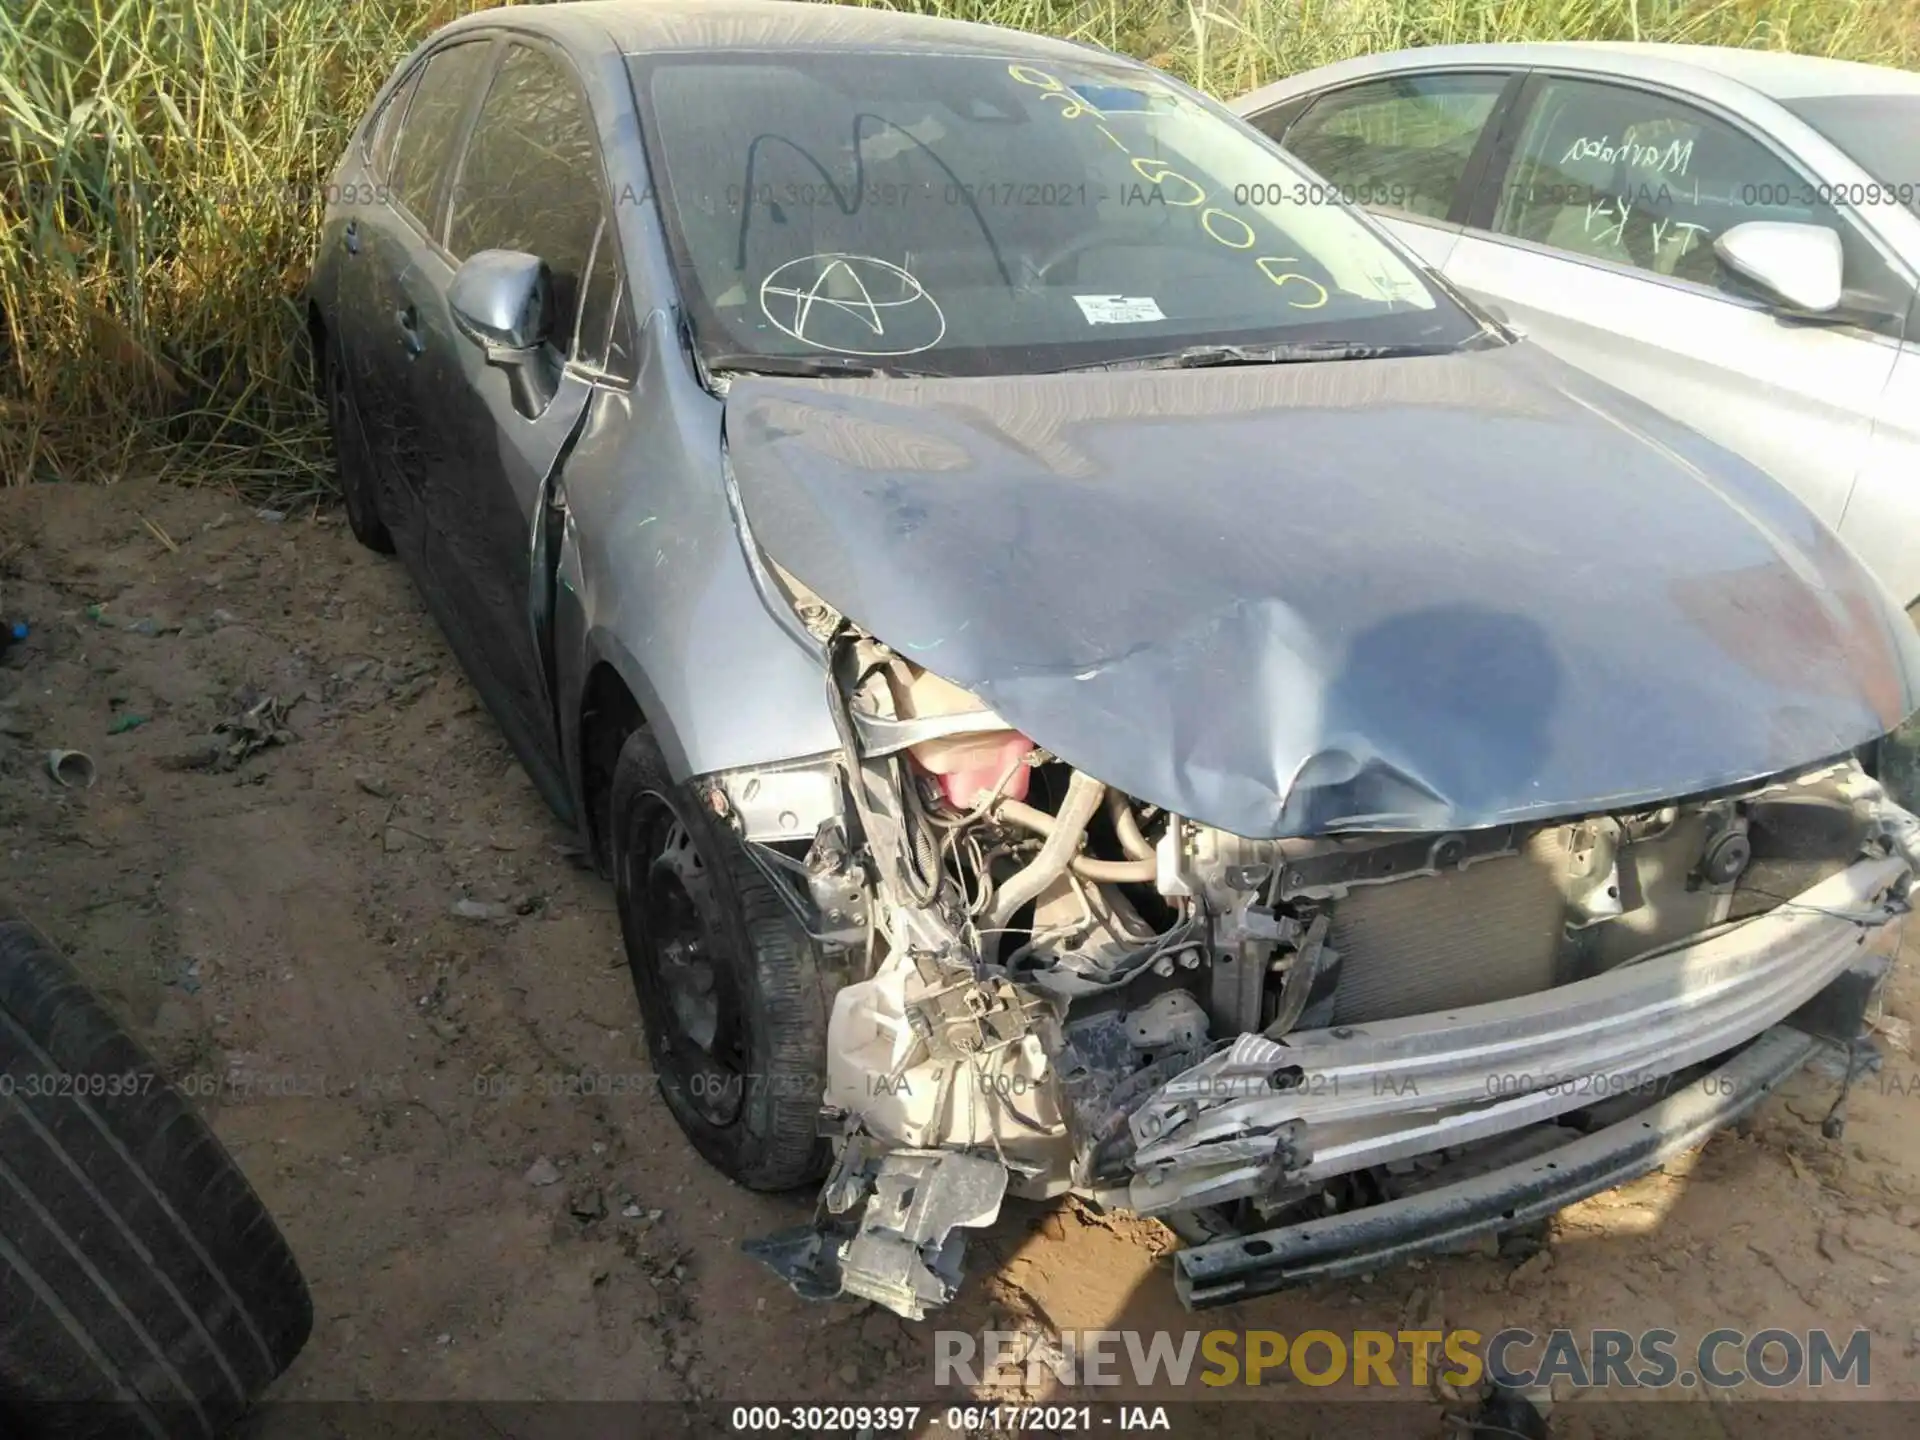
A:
1173;1023;1822;1308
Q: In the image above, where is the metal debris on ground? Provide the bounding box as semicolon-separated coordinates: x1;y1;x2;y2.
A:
208;691;298;769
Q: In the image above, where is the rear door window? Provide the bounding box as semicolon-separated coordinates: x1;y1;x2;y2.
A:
1282;74;1510;222
363;67;421;181
446;42;607;354
388;41;492;234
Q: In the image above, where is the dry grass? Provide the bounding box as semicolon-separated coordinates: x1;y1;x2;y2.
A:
3;0;1916;496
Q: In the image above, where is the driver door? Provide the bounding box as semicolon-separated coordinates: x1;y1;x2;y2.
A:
406;39;617;792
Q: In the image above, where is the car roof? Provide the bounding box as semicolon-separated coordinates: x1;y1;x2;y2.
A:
438;0;1107;65
1233;40;1920;114
1552;42;1920;98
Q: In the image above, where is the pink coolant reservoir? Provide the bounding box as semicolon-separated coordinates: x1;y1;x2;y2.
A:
890;665;1034;809
911;730;1035;809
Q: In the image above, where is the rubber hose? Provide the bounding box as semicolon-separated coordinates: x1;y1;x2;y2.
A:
993;797;1157;883
987;773;1110;930
1106;790;1155;861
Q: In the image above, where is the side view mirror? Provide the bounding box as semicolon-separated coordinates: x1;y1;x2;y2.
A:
449;249;560;417
1713;221;1843;315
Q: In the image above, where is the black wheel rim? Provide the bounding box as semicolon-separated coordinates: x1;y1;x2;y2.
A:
622;793;749;1127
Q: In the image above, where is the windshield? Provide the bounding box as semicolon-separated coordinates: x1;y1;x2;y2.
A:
629;49;1483;375
1782;93;1920;220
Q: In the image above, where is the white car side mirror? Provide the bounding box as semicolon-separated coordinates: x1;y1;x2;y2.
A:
1713;221;1844;314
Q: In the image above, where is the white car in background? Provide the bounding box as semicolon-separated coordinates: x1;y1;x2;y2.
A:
1235;43;1920;615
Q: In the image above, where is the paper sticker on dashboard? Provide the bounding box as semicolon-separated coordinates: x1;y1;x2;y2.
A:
1074;294;1166;324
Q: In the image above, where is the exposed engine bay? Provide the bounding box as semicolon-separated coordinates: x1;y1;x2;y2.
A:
725;628;1920;1320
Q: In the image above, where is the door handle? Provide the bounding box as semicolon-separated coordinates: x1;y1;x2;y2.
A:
342;219;359;255
395;305;424;357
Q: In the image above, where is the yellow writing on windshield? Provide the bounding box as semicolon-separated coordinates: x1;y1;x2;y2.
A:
1008;63;1330;309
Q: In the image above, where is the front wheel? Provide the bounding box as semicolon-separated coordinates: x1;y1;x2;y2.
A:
609;729;831;1191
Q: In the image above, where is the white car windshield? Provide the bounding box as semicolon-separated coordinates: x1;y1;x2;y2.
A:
630;49;1485;374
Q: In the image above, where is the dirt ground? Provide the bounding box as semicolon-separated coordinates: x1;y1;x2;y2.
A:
3;477;1919;1432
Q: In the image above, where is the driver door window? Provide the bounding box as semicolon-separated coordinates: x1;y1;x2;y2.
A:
446;42;607;354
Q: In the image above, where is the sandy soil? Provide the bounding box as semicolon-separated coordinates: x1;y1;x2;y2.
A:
2;478;1918;1433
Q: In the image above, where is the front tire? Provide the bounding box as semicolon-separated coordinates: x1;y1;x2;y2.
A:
609;729;831;1191
322;335;395;555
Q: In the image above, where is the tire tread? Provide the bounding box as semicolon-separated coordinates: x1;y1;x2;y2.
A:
0;919;311;1438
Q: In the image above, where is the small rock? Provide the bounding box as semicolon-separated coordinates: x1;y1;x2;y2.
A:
860;1309;901;1351
1507;1248;1554;1290
355;772;390;797
570;1187;607;1223
622;1201;643;1220
211;609;240;627
384;827;417;853
158;736;225;771
450;897;513;922
341;658;379;683
1873;1015;1912;1056
838;1363;860;1386
436;1333;451;1346
525;1156;561;1187
257;508;286;523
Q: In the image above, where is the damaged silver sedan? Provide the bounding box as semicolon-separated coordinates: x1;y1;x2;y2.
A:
307;0;1920;1319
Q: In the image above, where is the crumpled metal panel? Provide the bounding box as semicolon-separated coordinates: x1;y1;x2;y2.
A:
725;345;1920;838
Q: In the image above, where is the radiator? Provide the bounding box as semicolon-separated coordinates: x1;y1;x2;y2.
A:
1328;829;1573;1024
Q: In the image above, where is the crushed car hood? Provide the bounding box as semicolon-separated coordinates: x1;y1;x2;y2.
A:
724;345;1920;837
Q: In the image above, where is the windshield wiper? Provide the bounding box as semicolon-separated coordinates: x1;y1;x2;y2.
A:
705;352;897;379
1057;339;1466;373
